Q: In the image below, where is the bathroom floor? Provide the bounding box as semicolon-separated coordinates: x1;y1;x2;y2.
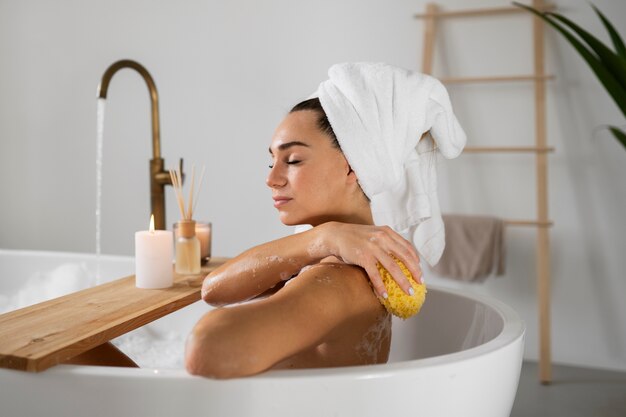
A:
511;361;626;417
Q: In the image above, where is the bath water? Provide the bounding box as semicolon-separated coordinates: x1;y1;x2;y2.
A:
95;98;106;283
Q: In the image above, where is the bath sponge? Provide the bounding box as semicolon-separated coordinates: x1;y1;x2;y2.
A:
377;258;427;319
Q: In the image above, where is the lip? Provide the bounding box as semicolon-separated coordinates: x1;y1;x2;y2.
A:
272;196;292;208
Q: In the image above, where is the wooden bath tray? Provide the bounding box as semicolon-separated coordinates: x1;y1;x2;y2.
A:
0;258;228;372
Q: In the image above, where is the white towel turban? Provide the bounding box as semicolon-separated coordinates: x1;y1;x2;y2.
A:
312;62;466;266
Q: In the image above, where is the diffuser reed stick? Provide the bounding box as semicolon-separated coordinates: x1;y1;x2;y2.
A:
169;165;205;221
170;169;186;220
192;165;206;217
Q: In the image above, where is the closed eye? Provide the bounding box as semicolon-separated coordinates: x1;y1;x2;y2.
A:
268;158;302;169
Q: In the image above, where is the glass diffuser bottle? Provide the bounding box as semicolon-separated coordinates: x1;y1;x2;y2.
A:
169;164;205;275
175;219;201;274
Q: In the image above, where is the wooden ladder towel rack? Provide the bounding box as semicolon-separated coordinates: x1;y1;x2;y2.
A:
416;0;554;384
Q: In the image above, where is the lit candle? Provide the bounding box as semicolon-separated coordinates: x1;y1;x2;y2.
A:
135;214;174;289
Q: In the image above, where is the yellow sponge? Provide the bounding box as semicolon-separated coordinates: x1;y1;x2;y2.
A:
376;258;427;319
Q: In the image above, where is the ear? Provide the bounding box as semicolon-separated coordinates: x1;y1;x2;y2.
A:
341;156;359;184
346;166;358;184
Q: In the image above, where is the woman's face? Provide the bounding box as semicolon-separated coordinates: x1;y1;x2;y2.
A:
267;110;355;226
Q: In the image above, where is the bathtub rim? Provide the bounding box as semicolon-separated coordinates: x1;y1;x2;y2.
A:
0;248;525;380
0;248;137;267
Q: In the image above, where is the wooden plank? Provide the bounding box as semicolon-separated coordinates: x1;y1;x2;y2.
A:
0;257;228;372
421;3;438;75
414;4;554;19
464;146;554;153
441;74;554;84
532;0;552;384
504;219;553;227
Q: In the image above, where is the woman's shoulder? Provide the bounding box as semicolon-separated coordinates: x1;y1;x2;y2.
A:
291;258;369;287
277;259;383;317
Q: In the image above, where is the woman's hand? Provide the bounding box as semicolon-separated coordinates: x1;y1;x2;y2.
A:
316;222;423;299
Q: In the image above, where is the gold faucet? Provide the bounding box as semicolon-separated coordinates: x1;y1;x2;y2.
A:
97;59;182;230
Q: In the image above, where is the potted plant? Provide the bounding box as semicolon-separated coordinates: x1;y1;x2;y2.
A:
514;2;626;149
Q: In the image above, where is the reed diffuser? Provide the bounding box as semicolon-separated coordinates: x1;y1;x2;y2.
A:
170;165;205;274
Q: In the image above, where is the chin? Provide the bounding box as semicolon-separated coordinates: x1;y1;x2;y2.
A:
280;215;331;229
279;216;304;227
277;211;316;227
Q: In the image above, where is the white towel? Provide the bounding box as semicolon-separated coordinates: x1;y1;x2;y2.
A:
312;62;466;266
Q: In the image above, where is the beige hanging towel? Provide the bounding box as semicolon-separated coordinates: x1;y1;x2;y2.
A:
432;214;506;282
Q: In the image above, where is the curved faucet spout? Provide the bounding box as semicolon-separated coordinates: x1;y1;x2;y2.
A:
97;59;161;159
98;59;180;230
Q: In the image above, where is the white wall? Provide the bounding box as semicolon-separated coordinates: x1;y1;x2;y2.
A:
1;0;625;372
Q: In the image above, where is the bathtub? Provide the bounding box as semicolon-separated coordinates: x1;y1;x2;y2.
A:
0;249;524;417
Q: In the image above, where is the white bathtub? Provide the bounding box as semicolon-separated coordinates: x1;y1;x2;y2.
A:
0;249;524;417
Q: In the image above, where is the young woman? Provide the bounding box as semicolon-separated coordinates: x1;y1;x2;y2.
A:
184;98;423;378
68;63;463;375
67;97;421;372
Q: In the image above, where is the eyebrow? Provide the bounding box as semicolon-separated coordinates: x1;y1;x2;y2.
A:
268;141;311;154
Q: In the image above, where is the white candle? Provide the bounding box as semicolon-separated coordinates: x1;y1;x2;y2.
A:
135;214;174;289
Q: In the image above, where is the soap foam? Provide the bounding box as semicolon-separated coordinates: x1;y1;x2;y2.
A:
111;327;185;369
0;263;93;314
307;240;328;259
266;255;284;263
355;313;391;363
298;264;317;275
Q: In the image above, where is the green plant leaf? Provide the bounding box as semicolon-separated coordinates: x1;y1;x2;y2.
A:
608;126;626;150
591;3;626;60
547;12;626;91
514;2;626;118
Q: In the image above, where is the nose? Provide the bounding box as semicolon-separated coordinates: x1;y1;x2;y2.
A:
266;164;287;188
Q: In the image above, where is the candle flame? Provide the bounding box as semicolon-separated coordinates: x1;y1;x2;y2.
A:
149;214;155;233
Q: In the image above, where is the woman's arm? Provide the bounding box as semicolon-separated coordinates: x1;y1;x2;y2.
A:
201;226;327;306
201;222;423;306
187;262;384;379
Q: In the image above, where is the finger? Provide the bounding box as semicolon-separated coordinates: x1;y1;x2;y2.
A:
363;262;388;299
378;227;420;261
389;246;423;285
378;254;414;296
381;230;423;284
387;230;421;263
413;264;423;285
368;229;416;292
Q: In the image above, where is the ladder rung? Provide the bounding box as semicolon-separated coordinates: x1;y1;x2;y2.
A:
504;219;553;227
464;146;554;153
442;74;554;84
414;4;555;19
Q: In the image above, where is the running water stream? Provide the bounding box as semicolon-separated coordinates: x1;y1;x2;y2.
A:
95;98;106;283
